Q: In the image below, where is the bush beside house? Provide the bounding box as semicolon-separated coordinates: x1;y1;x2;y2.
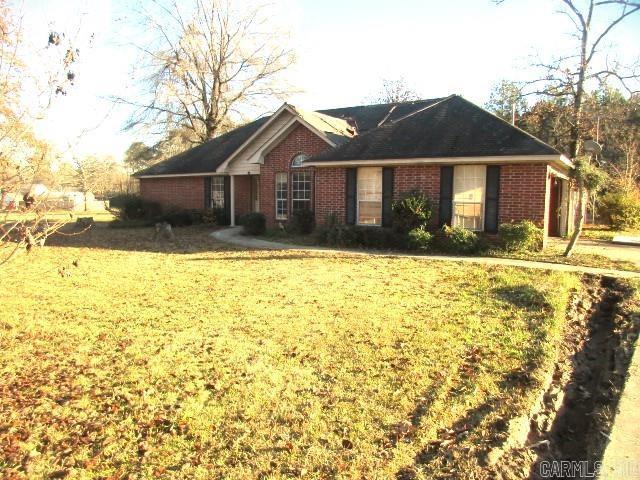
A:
599;190;640;230
241;212;267;235
498;220;544;252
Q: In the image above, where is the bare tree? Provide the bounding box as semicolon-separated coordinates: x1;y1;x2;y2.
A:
369;77;421;104
498;0;640;255
0;1;90;266
118;0;296;144
72;155;115;211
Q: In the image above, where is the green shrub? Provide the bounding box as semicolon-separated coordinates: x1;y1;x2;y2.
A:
202;209;216;224
241;212;266;235
289;209;315;234
392;190;433;233
436;225;480;254
498;220;543;252
407;227;433;251
108;194;162;220
599;190;640;230
316;223;404;249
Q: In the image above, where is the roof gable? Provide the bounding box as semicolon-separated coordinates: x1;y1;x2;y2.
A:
134;118;269;177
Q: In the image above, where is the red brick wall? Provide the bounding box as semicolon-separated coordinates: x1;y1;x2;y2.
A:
233;175;252;217
139;175;252;216
314;165;442;226
315;167;347;224
139;176;205;210
313;163;551;233
393;165;442;226
261;124;329;227
498;164;549;229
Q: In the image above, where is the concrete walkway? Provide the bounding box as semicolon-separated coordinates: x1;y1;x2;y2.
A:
599;341;640;479
211;227;640;279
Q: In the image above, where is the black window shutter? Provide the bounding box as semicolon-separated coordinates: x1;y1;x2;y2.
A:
223;176;231;226
439;166;454;226
345;168;357;225
484;166;501;233
382;167;394;227
204;177;211;209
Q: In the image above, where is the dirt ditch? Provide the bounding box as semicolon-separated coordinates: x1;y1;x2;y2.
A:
488;274;639;479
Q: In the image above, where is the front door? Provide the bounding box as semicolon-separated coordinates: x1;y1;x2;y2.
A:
548;176;562;237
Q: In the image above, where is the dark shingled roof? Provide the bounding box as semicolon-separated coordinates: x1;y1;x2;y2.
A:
134;117;270;176
310;95;561;162
317;98;444;133
136;95;562;177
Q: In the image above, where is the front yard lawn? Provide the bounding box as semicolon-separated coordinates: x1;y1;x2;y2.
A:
1;227;582;478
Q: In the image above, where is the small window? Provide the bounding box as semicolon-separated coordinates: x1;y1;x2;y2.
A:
453;165;486;231
275;173;288;220
357;167;382;225
211;176;225;209
291;171;312;212
291;153;309;168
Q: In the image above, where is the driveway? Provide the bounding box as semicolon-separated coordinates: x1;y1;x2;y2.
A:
547;238;640;268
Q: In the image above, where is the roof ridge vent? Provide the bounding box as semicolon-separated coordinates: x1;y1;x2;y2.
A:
377;105;397;127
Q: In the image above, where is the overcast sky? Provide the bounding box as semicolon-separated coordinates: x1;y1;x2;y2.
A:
20;0;640;161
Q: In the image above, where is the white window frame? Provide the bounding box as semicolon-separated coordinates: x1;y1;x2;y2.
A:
356;167;383;226
210;176;225;209
275;172;288;220
291;170;312;212
452;165;486;232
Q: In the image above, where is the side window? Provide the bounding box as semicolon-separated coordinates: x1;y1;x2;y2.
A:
453;165;486;231
291;171;312;212
275;173;288;220
211;176;225;208
357;167;382;225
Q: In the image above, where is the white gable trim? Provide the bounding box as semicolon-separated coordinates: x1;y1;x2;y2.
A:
217;103;337;173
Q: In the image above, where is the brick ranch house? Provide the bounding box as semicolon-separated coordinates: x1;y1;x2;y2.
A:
135;95;577;241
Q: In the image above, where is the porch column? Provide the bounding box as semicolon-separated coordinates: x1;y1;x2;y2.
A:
229;175;236;226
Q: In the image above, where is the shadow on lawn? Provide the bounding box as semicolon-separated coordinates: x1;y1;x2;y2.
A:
394;366;540;480
492;284;552;312
46;223;235;254
45;223;328;260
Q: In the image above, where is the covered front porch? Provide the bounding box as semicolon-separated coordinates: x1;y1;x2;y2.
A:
206;173;260;226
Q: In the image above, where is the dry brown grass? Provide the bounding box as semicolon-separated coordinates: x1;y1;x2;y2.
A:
0;226;583;479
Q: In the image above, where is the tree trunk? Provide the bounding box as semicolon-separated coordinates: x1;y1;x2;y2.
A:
564;186;586;257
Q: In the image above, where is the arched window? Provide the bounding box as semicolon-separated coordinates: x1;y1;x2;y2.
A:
291;153;309;168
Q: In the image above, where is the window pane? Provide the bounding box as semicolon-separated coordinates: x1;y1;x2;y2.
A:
453;165;485;202
291;171;311;212
275;172;288;219
357;167;382;225
291;154;309;168
453;165;485;231
454;203;482;230
211;177;225;209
